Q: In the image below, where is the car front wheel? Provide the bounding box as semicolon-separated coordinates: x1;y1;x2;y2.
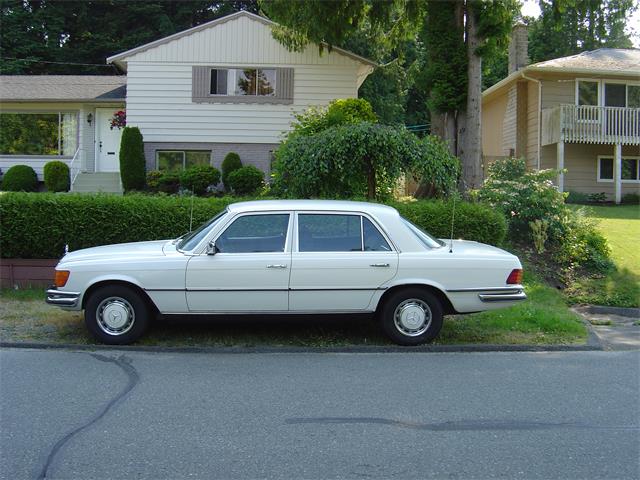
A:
380;288;443;346
84;285;150;345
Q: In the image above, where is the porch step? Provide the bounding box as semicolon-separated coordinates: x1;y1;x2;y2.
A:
72;172;123;194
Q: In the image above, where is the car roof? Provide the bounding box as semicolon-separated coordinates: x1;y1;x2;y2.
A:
227;199;399;216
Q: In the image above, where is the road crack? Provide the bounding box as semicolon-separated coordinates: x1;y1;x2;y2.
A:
37;353;139;480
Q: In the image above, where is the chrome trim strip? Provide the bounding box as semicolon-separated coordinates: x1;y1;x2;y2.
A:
146;287;387;292
45;289;81;307
478;292;527;302
164;309;375;315
447;286;524;293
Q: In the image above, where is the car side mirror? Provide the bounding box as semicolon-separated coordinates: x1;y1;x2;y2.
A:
206;241;218;255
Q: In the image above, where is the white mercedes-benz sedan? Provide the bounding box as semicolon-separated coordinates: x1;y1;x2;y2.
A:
46;200;525;345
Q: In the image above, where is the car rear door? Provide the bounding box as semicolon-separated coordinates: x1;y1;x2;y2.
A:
288;212;398;312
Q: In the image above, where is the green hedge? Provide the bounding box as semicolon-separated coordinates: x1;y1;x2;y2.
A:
0;193;506;259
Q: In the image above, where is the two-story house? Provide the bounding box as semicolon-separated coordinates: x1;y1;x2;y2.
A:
0;11;375;192
482;25;640;203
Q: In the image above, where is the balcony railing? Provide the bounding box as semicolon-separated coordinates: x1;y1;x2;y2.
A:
541;104;640;146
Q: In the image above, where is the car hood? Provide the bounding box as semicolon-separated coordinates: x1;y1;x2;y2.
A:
441;239;516;258
59;240;169;264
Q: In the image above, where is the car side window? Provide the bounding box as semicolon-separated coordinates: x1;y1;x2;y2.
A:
298;214;362;252
363;217;391;251
216;214;290;253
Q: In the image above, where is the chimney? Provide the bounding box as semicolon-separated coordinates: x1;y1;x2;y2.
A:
508;23;529;74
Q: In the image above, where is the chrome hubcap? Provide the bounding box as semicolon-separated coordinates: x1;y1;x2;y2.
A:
394;299;431;337
96;297;135;336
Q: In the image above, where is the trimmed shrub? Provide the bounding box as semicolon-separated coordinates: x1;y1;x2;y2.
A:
0;193;506;259
119;126;146;192
390;199;507;246
622;193;640;205
221;152;242;191
179;165;221;195
145;170;163;192
228;165;264;195
1;165;38;192
43;161;70;192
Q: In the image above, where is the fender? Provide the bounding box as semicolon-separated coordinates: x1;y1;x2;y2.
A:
368;277;452;311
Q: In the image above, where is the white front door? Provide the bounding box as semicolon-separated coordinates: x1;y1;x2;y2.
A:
95;108;123;172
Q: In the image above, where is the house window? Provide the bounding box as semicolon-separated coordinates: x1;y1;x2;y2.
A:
156;150;211;172
0;112;77;156
597;156;640;183
622;158;639;181
627;85;640;108
598;157;614;182
604;83;626;107
209;68;276;97
577;81;599;106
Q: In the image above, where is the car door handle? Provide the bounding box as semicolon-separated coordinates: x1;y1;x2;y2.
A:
266;264;287;269
370;263;390;267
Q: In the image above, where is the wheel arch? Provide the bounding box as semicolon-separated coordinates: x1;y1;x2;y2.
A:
376;283;457;315
82;279;159;316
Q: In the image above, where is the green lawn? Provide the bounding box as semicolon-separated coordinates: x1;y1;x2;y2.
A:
0;273;587;347
567;204;640;307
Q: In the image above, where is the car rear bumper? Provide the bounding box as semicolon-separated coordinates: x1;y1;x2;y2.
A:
45;288;81;308
478;290;527;303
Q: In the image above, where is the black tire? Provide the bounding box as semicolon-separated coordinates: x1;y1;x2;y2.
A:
380;288;443;346
84;285;150;345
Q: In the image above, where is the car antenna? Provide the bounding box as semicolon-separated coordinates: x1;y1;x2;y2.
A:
449;192;456;254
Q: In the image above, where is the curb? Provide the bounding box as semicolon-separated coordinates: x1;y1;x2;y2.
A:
576;305;640;318
0;341;602;354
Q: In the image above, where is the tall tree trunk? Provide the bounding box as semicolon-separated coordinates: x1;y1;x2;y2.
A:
463;1;483;190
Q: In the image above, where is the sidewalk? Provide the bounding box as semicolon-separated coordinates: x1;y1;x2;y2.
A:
573;306;640;351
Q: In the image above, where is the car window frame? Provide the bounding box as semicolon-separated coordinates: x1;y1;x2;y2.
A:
293;211;397;254
197;210;294;255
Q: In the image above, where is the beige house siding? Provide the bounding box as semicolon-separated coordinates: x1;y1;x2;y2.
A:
541;143;640;199
501;85;517;155
526;81;539;168
482;95;508;157
541;79;575;109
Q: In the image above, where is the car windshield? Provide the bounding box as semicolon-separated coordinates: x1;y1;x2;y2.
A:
177;210;228;251
401;217;445;249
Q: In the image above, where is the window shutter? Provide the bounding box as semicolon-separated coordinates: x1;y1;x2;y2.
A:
192;66;209;102
276;68;294;103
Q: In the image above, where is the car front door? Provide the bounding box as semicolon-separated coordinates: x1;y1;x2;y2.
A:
185;212;292;312
289;212;398;312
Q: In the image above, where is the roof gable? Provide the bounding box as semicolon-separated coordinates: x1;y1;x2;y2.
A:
107;11;377;69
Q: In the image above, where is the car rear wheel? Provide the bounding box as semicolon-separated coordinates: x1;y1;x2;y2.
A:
380;288;443;346
84;285;150;345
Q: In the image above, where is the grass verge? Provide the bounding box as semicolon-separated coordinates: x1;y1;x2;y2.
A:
1;274;587;347
566;204;639;308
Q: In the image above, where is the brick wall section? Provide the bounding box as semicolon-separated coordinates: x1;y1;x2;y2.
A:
143;142;279;178
508;24;529;74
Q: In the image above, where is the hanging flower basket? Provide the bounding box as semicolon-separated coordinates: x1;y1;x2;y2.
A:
110;110;126;130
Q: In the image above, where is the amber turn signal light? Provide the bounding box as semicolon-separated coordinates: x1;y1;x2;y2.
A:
54;270;70;287
506;269;523;285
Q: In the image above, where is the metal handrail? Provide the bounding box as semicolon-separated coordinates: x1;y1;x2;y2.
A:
69;148;81;190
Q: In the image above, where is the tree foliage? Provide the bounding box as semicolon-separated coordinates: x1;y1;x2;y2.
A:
528;0;635;63
0;0;258;74
290;98;378;137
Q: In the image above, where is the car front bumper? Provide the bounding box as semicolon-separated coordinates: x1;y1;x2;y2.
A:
45;288;81;308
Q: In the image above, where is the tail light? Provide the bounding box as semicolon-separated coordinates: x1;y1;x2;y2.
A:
54;270;70;287
506;269;523;285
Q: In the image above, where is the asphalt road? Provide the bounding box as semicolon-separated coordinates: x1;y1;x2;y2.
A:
1;348;638;480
